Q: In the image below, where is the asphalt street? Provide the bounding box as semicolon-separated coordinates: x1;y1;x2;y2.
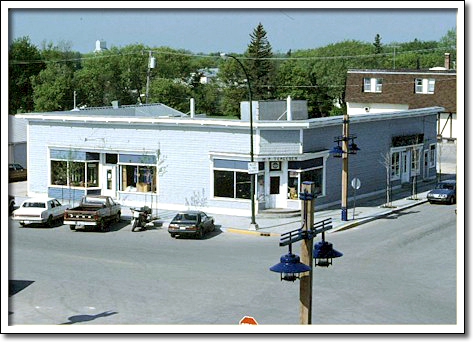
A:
8;201;457;329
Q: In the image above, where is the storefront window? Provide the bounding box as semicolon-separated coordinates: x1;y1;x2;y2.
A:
391;152;400;178
301;168;323;196
214;170;251;199
120;165;156;193
214;170;234;198
51;160;67;185
287;157;325;199
69;161;85;187
87;162;99;187
236;172;251;199
411;148;421;175
287;171;299;200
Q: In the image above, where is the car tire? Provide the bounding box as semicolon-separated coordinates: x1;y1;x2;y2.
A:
170;233;175;238
99;219;107;232
198;229;204;239
116;211;121;223
46;215;53;227
70;225;76;231
19;223;26;228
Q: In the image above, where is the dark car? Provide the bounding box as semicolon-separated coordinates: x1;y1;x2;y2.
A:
9;163;27;182
427;180;456;204
168;211;215;239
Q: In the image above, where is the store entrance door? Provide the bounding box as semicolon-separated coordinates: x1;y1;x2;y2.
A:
268;174;285;208
102;165;117;198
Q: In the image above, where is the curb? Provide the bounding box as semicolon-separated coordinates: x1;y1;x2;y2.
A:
225;228;280;237
224;198;428;237
333;198;428;232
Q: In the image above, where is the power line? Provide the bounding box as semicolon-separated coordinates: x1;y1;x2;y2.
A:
9;46;456;65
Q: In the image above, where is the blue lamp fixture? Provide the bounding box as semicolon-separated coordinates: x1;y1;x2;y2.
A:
270;244;311;282
313;235;343;267
329;144;343;158
270;217;342;281
330;135;360;157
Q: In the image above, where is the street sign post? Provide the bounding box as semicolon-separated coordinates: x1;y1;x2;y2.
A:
351;178;361;220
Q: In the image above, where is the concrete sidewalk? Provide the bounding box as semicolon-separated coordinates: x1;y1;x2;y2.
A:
10;175;456;237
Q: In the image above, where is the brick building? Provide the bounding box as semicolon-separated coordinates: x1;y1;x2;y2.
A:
345;54;457;141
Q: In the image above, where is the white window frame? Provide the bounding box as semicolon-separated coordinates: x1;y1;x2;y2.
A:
410;146;422;176
390;150;401;180
363;77;383;93
415;78;435;94
49;156;100;189
287;159;326;200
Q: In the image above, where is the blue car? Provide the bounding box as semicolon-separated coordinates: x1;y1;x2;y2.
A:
427;180;456;204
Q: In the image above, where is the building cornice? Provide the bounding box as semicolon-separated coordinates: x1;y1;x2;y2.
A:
17;107;443;129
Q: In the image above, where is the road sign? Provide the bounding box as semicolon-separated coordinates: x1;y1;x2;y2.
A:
248;162;259;174
239;316;258;325
351;177;361;190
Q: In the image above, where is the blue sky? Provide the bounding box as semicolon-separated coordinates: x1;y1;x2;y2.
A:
7;5;458;54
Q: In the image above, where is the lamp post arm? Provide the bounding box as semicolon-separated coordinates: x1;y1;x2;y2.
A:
226;54;257;227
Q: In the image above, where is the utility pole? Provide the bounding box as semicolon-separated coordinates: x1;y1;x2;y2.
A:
392;45;400;70
145;51;155;104
341;113;349;221
299;182;315;324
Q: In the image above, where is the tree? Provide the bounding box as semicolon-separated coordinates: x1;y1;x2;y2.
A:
218;55;248;117
31;62;74;111
74;47;130;107
373;34;382;54
188;72;222;116
245;23;276;100
379;152;393;208
9;36;44;114
147;78;191;113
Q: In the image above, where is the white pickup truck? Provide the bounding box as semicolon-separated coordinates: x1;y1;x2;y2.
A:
63;195;121;232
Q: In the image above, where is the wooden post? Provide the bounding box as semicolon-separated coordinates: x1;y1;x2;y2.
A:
299;182;315;324
341;114;349;221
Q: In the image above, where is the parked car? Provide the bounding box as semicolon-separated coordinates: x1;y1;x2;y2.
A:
12;197;68;227
9;195;15;215
427;180;456;204
63;195;121;232
168;211;215;239
9;163;27;182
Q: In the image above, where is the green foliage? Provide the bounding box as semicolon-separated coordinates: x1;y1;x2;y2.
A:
147;78;191;113
10;28;457;118
9;36;44;114
244;23;276;100
31;62;74;111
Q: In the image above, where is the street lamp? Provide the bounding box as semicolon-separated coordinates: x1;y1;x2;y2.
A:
220;53;258;230
269;182;342;324
329;114;360;221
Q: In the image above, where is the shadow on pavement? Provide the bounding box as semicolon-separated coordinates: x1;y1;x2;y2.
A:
380;209;420;220
9;280;34;297
60;311;118;325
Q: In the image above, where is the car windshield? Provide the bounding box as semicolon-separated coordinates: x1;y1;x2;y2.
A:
83;197;107;205
436;183;455;190
173;213;198;222
23;202;46;208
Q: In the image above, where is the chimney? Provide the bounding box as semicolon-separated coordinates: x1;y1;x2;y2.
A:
111;100;119;109
190;98;195;118
444;53;451;70
286;96;292;121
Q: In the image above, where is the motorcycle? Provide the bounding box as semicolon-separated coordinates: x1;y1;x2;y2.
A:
131;206;153;232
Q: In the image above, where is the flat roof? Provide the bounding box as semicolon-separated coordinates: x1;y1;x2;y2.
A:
17;106;444;130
